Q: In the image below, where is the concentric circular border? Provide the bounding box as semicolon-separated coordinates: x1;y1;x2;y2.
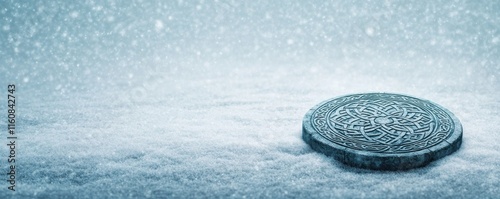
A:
302;93;462;170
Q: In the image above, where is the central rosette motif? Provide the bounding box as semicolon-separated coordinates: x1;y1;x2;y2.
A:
328;99;435;145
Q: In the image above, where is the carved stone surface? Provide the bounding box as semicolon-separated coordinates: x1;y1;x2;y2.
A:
302;93;462;170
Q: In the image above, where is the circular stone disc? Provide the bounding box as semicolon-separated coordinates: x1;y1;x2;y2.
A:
302;93;462;170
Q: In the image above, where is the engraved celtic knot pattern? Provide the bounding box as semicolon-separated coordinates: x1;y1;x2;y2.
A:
311;93;454;153
329;99;434;145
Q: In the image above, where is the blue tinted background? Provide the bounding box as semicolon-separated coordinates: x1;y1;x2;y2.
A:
1;1;499;198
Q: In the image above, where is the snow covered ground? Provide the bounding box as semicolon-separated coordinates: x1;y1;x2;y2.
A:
1;1;499;198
